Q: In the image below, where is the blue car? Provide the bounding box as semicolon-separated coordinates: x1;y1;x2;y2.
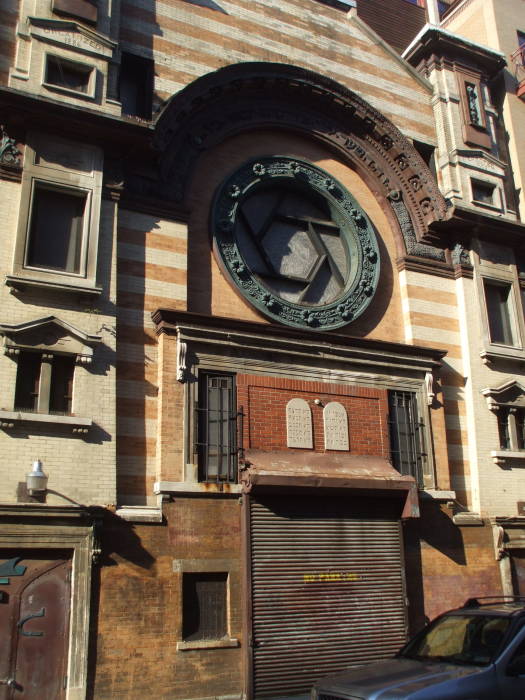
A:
311;597;525;700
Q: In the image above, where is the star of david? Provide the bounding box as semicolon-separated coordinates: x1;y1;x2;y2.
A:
238;192;345;302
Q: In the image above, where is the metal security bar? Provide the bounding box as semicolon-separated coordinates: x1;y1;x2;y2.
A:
196;374;242;483
388;390;424;486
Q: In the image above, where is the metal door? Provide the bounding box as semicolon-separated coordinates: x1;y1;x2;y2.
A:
249;495;407;698
0;551;71;699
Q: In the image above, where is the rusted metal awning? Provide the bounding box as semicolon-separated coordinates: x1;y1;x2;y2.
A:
240;450;420;518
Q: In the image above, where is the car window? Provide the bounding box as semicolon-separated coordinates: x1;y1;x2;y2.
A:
401;614;510;666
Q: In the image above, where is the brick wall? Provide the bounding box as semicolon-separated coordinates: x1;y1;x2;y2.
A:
238;373;389;457
93;499;243;700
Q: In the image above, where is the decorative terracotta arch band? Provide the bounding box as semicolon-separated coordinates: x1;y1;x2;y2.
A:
154;62;448;252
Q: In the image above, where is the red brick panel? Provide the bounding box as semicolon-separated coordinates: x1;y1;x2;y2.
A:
238;374;389;457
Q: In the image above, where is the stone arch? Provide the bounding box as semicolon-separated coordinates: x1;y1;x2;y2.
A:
153;62;448;252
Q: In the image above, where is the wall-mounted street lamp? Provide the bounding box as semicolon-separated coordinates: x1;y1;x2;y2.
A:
26;460;48;496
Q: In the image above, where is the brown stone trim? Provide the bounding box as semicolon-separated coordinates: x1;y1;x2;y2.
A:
0;164;22;182
0;86;151;151
397;255;456;278
404;27;506;79
429;204;525;249
453;264;475;279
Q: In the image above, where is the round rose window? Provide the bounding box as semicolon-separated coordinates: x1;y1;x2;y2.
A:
211;157;380;330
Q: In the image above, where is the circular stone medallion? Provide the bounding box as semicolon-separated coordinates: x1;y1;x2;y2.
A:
211;157;380;331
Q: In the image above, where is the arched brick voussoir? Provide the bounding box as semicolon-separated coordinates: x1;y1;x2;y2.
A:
153;62;448;250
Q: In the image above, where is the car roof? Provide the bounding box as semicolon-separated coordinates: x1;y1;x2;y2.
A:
446;598;525;618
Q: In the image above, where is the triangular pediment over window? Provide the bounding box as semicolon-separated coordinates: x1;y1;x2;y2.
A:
0;316;101;363
482;380;525;411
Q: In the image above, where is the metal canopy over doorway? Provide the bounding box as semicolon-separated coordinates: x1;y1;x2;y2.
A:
247;494;407;699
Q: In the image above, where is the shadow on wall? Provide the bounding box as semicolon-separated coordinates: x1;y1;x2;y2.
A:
404;500;467;635
86;508;161;699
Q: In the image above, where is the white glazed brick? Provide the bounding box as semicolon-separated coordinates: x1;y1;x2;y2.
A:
118;242;187;270
119;209;187;239
0;178;117;508
117;273;186;301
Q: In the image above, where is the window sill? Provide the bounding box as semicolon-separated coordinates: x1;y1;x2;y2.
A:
5;275;102;297
176;638;239;651
154;481;242;495
6;274;102;298
0;411;92;434
491;450;525;466
480;347;525;365
42;81;96;102
421;489;456;501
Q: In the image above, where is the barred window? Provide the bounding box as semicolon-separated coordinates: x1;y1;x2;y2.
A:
388;390;424;486
197;373;238;483
182;573;228;641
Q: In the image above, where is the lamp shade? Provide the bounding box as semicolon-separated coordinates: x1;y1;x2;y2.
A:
27;460;48;494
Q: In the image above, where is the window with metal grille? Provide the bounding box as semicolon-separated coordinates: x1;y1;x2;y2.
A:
182;572;228;641
197;373;239;483
388;390;424;486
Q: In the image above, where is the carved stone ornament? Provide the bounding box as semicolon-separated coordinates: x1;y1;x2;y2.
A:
482;379;525;413
0;316;101;363
0;125;21;168
286;398;313;448
154;63;448;252
323;402;349;450
176;339;188;382
212;157;380;331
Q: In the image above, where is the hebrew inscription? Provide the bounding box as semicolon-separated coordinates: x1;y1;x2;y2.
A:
286;398;313;448
323;402;349;450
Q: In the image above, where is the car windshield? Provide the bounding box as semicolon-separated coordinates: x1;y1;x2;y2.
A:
400;613;511;667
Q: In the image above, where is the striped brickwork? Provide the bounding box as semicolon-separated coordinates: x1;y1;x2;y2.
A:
399;269;470;507
120;0;435;144
116;208;187;504
0;0;17;84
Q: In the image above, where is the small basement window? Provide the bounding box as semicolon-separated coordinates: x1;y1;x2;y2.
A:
26;185;87;275
182;573;228;641
44;55;94;96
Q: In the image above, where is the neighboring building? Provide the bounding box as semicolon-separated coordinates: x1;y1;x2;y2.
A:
0;0;524;699
406;0;525;602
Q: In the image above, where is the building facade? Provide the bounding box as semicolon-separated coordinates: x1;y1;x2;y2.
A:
0;0;524;698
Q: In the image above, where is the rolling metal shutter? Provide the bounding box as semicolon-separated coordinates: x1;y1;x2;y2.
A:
250;495;407;698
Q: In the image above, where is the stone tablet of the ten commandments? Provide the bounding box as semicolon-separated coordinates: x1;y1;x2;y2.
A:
323;401;349;450
286;398;313;448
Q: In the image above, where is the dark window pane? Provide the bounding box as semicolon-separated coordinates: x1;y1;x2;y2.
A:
516;411;525;451
14;353;41;411
119;53;153;119
183;573;227;641
49;356;75;415
472;180;495;204
45;56;91;93
388;390;423;485
498;409;510;450
484;281;515;345
27;187;85;273
52;0;97;25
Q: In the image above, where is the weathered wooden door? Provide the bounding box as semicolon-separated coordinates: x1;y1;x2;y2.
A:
0;551;71;699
